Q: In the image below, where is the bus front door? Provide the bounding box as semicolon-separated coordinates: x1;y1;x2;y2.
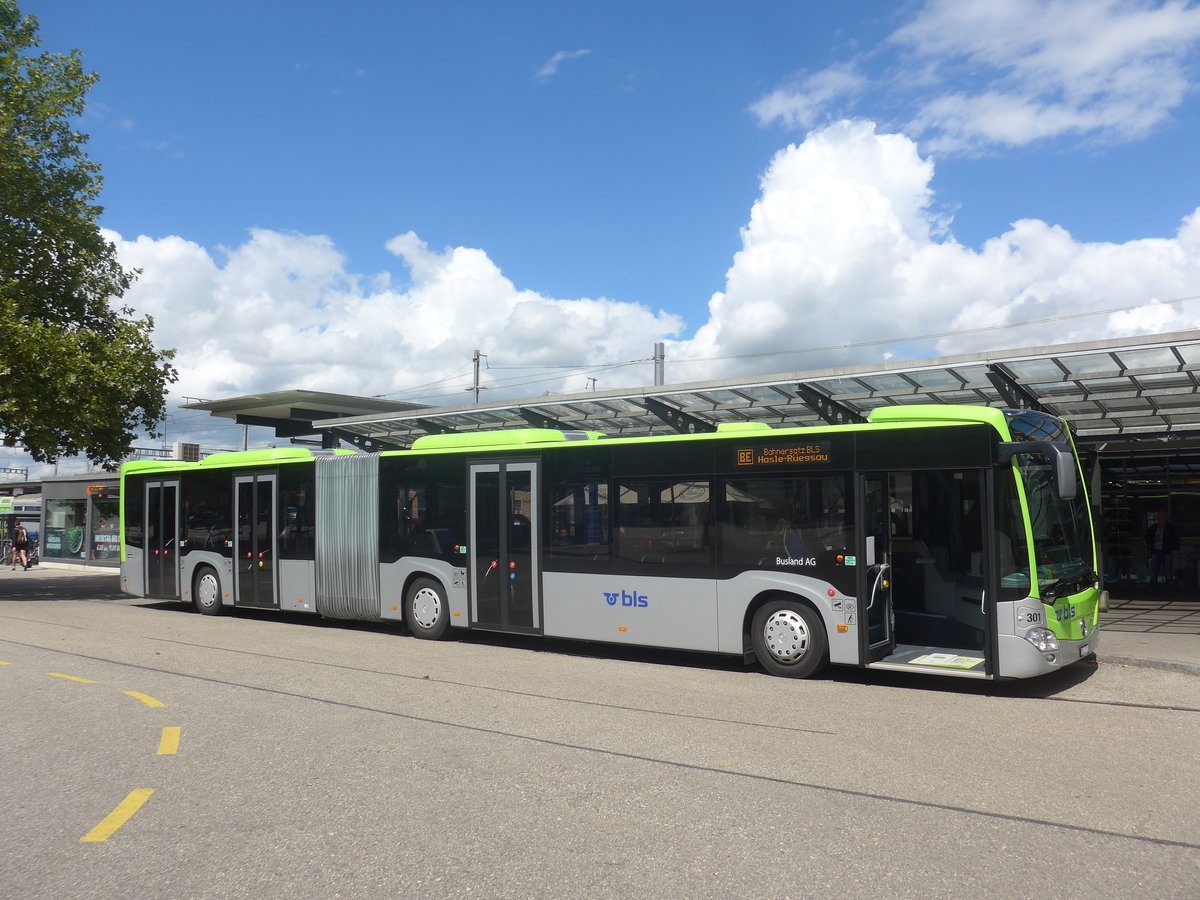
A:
145;480;180;599
234;474;278;609
860;473;895;662
469;461;540;632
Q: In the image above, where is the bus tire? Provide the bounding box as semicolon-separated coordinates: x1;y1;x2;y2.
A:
405;577;450;640
751;599;828;678
193;566;224;616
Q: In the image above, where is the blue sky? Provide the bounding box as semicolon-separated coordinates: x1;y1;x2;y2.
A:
11;0;1200;466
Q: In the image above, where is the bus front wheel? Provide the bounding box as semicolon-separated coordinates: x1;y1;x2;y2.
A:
751;599;828;678
193;567;224;616
405;577;450;640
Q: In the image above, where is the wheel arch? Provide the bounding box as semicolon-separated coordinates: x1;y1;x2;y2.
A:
191;561;226;615
380;559;468;628
399;569;449;621
182;551;231;608
741;589;828;660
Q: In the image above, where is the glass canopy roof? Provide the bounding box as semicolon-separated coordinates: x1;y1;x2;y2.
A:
319;330;1200;450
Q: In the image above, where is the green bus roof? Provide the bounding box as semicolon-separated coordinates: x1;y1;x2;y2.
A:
868;405;1011;436
410;429;604;451
121;405;1014;471
121;447;319;476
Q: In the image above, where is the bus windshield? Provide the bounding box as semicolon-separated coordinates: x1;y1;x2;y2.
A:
1018;456;1095;597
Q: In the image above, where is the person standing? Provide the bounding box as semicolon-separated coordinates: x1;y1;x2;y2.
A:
11;522;30;570
1146;511;1179;586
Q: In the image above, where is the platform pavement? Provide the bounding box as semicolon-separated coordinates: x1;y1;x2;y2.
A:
5;562;1200;677
1099;593;1200;676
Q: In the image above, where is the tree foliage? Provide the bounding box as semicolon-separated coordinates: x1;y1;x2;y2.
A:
0;0;176;466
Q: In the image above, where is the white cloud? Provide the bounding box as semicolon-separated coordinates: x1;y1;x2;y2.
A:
896;0;1200;151
535;49;592;79
104;121;1200;437
107;226;684;442
754;0;1200;152
750;64;866;130
670;120;1200;377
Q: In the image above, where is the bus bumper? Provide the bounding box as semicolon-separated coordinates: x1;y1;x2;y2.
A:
995;625;1100;679
120;555;144;597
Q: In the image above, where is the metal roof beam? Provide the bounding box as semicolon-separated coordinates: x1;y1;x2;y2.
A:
985;364;1056;415
642;397;717;434
415;418;457;435
234;414;317;437
289;407;348;421
794;383;867;425
518;408;575;430
327;428;404;452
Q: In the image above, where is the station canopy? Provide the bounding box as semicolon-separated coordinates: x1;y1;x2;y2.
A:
301;330;1200;451
306;330;1200;451
181;390;427;449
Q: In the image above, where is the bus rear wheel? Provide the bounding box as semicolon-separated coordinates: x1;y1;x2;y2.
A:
405;577;450;640
193;567;224;616
751;599;828;678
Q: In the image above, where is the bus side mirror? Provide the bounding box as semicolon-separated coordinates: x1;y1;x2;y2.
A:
998;440;1077;501
1047;442;1077;501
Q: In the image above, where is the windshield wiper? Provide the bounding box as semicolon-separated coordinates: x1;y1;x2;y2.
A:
1038;569;1095;600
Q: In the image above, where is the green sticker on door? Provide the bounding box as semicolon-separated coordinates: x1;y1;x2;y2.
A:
910;653;985;669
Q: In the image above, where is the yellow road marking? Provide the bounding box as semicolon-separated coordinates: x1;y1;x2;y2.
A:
157;726;181;756
48;673;97;683
0;660;11;665
80;789;155;843
124;691;165;708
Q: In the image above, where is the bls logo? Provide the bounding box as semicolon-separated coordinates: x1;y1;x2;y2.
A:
604;589;649;608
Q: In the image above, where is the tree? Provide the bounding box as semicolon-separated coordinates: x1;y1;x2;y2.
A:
0;0;176;466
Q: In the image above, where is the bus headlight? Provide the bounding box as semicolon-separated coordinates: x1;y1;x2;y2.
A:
1023;627;1059;652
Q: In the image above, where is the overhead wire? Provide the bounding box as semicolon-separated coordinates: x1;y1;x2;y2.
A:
666;293;1200;366
377;292;1200;403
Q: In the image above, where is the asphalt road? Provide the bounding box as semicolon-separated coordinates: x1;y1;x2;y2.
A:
2;573;1198;898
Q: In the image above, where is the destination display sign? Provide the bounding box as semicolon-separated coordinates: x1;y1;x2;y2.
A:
735;442;831;467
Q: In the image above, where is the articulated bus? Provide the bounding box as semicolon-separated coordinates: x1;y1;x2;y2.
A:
119;405;1099;680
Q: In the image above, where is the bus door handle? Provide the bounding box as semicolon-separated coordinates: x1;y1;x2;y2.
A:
868;563;890;610
980;590;986;615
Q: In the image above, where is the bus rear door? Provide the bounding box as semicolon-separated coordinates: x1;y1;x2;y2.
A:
144;479;180;599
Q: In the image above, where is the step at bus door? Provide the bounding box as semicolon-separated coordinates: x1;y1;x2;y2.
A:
234;473;278;609
144;480;180;599
860;473;895;662
469;461;540;632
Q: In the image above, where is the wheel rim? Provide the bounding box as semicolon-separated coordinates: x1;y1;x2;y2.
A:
411;587;442;630
196;574;219;610
762;608;810;664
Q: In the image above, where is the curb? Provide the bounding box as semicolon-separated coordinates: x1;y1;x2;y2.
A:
1099;655;1200;677
14;563;119;576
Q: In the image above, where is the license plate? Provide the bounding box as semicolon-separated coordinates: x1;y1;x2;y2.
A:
1079;644;1090;658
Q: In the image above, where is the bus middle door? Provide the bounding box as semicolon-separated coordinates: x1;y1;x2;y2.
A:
469;461;540;633
234;473;279;609
859;473;895;662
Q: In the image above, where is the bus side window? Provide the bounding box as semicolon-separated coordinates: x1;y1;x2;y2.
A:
398;480;463;560
124;478;144;549
277;465;313;559
615;479;711;566
719;474;853;579
549;480;610;557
